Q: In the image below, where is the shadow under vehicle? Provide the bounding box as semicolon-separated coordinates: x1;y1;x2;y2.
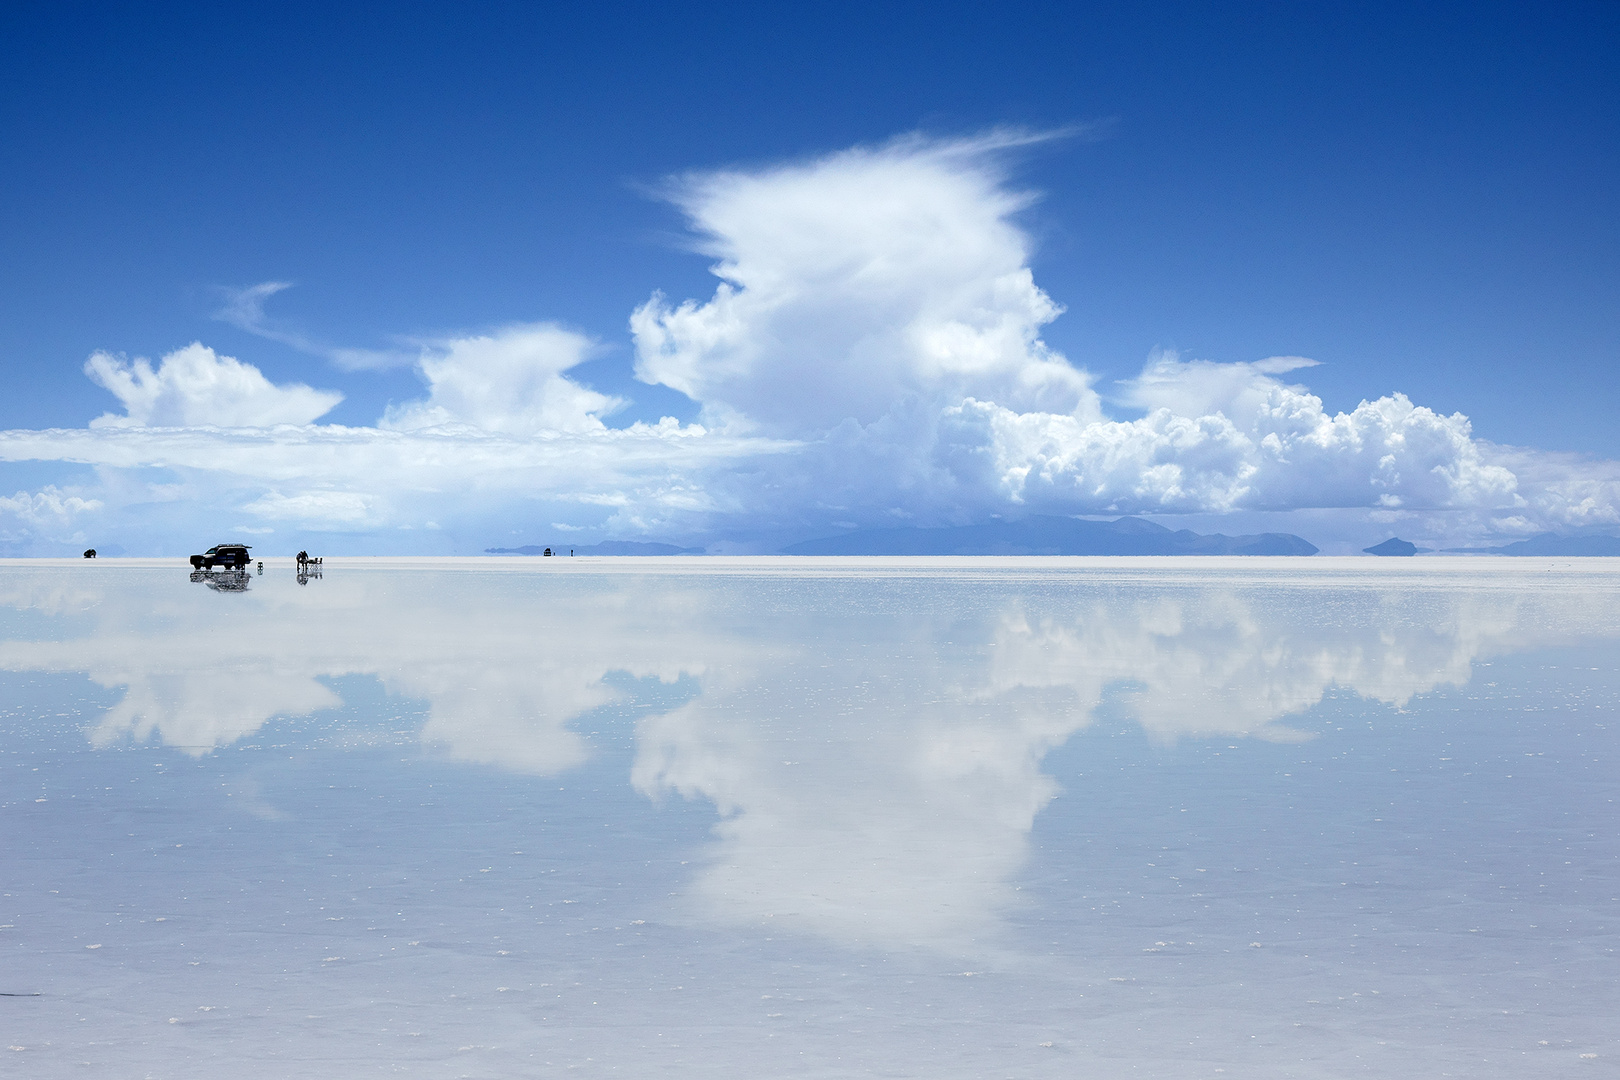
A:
190;544;252;570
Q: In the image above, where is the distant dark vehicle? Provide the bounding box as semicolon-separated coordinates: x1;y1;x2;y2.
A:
83;549;96;558
543;547;552;556
190;543;252;570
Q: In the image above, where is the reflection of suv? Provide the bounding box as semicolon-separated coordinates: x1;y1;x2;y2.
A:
190;543;252;570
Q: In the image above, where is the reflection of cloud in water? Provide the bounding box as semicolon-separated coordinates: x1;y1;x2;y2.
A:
982;589;1524;744
630;573;1614;949
0;572;107;617
2;562;1615;950
91;664;340;749
0;568;709;773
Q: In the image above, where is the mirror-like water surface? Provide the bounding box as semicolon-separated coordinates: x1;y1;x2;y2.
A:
2;557;1617;1077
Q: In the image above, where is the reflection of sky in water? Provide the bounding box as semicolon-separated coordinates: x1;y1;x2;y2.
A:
2;557;1617;1076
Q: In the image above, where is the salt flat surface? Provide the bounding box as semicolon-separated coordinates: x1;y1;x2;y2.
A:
1;557;1617;1077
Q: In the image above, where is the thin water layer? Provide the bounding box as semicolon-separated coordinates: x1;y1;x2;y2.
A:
1;557;1617;1077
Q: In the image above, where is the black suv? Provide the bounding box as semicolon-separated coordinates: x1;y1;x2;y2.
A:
190;543;252;570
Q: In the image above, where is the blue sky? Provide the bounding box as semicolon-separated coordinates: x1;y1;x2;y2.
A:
1;1;1616;554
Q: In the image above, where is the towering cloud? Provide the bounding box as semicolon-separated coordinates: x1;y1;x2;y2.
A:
631;132;1098;436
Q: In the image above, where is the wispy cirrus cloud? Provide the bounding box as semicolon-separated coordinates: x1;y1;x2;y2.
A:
214;281;412;371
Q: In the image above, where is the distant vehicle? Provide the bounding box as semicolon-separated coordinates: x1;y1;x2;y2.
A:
83;549;96;558
190;543;252;570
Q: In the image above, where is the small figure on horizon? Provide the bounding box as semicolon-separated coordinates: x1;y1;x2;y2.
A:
83;549;96;558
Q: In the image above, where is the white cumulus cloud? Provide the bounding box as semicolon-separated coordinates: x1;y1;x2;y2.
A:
1;486;104;547
0;486;102;524
933;352;1522;516
384;323;622;436
85;342;342;428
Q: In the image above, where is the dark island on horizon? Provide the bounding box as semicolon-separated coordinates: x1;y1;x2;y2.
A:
1364;537;1422;556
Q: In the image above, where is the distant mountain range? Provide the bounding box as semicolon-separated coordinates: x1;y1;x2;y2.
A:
780;516;1319;556
488;526;1620;558
1442;533;1620;556
485;541;704;556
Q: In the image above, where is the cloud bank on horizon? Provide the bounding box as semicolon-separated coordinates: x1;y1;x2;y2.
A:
2;133;1616;554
